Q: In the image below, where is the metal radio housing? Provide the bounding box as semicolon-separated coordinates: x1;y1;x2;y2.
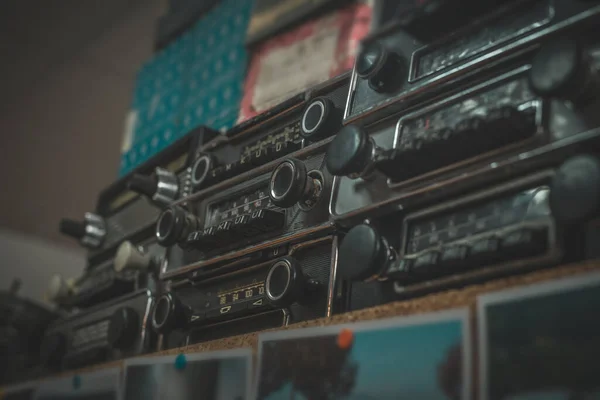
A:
345;0;600;124
39;289;154;371
153;236;342;349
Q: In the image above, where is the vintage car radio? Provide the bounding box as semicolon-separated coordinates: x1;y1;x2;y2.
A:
155;76;350;280
59;127;216;260
328;25;600;225
152;236;342;349
346;0;600;124
47;236;165;310
40;289;154;371
337;153;600;302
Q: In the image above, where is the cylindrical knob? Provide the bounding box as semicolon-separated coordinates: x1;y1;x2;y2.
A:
114;241;152;273
338;224;390;281
40;332;66;368
326;125;374;177
47;274;71;303
191;153;217;189
155;206;200;247
107;307;139;350
129;167;179;206
550;155;600;224
152;293;186;333
356;42;404;93
59;213;106;249
529;37;597;103
300;97;342;141
265;256;319;307
269;158;322;209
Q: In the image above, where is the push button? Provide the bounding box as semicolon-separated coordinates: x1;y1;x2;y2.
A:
206;302;247;319
231;214;262;237
249;209;285;232
214;220;238;242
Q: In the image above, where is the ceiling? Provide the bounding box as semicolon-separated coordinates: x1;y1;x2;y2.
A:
0;0;165;248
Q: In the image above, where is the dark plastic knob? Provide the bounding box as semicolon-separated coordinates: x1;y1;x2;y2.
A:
59;218;86;240
300;97;342;141
152;293;186;333
191;153;216;188
529;37;591;101
40;332;66;368
107;307;139;350
339;224;389;281
326;125;373;177
265;257;317;307
269;158;308;208
156;206;196;247
356;42;404;93
550;155;600;224
128;174;158;198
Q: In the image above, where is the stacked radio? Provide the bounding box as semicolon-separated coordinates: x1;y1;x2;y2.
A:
27;0;600;381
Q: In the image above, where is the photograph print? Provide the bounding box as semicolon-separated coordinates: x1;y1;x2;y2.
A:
123;348;251;400
255;308;471;400
478;271;600;400
33;367;121;400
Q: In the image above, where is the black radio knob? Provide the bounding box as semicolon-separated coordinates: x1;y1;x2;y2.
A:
265;257;320;307
59;213;106;249
300;97;342;141
326;125;376;178
107;307;139;350
152;293;186;333
191;153;217;189
550;155;600;224
269;158;323;209
338;224;391;281
40;332;66;368
529;37;597;103
129;167;179;206
356;42;404;93
155;206;200;247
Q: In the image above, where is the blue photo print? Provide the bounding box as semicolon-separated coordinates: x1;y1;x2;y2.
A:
123;348;252;400
478;271;600;400
33;367;120;400
255;309;472;400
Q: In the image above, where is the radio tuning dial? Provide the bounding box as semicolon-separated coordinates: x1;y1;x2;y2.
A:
300;97;342;142
269;158;323;209
338;224;392;281
155;206;200;247
191;153;217;189
356;42;404;93
114;241;154;274
59;213;106;249
265;257;320;307
129;167;179;207
152;293;187;333
326;125;379;178
529;37;598;104
550;154;600;224
107;307;139;350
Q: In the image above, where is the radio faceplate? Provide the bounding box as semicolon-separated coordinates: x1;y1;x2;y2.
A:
345;0;600;124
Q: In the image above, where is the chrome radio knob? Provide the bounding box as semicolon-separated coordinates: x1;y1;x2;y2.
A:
46;274;73;303
269;158;323;209
107;307;139;350
356;41;405;93
326;125;379;178
59;212;106;249
129;167;179;207
338;224;393;281
155;206;200;247
114;241;153;273
300;97;342;142
550;154;600;225
529;37;598;104
265;257;320;307
191;153;218;189
152;293;187;333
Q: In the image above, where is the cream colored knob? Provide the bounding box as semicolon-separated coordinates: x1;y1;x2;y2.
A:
114;241;151;273
47;274;70;302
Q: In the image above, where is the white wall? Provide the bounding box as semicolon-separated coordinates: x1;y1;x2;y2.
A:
0;228;86;305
